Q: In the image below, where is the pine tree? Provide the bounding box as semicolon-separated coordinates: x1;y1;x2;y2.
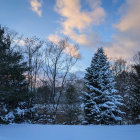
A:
83;48;124;125
0;26;29;108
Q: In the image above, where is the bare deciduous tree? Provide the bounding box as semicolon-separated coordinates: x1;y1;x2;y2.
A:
111;58;128;76
24;36;43;93
42;38;80;118
133;51;140;65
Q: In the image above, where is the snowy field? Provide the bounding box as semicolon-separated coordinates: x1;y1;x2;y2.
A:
0;124;140;140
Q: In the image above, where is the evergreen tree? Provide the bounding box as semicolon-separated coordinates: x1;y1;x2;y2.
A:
83;48;124;125
116;71;136;123
0;26;29;108
132;64;140;123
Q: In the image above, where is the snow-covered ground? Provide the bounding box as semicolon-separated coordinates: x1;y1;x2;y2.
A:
0;124;140;140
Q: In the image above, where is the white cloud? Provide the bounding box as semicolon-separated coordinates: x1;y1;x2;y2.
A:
48;34;61;43
30;0;42;17
64;43;80;58
116;0;140;34
54;0;105;46
105;0;140;60
14;39;25;46
48;34;80;58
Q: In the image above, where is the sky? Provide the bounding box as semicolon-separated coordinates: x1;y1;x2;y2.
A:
0;0;140;71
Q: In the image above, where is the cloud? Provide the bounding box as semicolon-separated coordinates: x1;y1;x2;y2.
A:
64;43;80;58
48;34;80;58
14;39;25;46
54;0;105;46
105;0;140;60
48;34;61;43
30;0;42;17
116;0;140;34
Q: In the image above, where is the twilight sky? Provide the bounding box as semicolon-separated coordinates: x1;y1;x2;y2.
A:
0;0;140;71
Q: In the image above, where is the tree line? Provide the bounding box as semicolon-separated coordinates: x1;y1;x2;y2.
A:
0;25;139;125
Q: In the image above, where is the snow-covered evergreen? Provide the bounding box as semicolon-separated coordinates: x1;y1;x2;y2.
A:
83;48;124;124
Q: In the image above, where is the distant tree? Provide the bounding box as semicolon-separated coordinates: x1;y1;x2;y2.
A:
0;26;29;108
112;58;128;76
63;80;81;124
116;71;136;123
132;52;140;123
83;48;124;125
111;55;140;124
36;84;52;104
133;51;140;65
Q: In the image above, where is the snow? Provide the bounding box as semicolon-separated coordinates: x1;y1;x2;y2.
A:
16;107;25;115
1;112;15;123
0;124;140;140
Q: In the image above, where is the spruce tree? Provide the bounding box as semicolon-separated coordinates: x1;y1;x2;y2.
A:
83;48;124;125
0;26;29;108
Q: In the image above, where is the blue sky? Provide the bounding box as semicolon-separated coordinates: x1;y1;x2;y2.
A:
0;0;140;71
